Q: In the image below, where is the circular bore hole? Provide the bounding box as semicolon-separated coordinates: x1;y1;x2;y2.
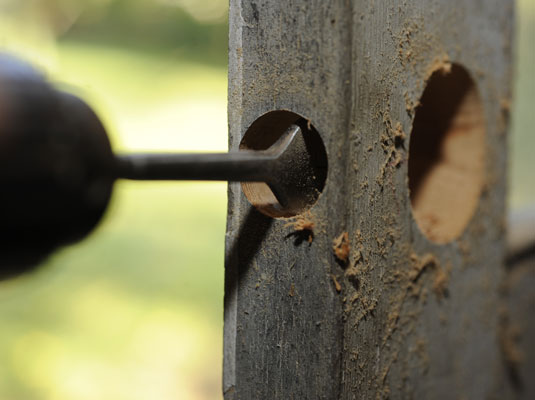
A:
240;110;328;218
408;64;486;243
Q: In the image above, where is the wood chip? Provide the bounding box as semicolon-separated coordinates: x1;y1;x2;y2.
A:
333;232;350;262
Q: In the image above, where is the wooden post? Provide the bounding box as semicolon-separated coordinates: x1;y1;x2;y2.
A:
224;1;521;398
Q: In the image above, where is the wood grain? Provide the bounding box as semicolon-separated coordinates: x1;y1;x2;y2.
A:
224;1;517;398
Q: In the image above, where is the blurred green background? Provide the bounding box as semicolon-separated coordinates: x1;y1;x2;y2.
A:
0;1;228;399
0;1;533;399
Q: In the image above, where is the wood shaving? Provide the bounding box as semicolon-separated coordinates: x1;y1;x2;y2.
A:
432;267;449;299
285;213;315;243
331;274;342;293
333;232;350;263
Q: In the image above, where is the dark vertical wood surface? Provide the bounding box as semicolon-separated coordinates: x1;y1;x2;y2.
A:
224;1;520;398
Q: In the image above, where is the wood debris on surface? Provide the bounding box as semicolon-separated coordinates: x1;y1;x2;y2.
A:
285;212;315;243
333;232;350;263
331;274;342;293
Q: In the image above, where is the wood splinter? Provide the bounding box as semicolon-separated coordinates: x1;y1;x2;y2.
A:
333;232;350;263
285;213;315;243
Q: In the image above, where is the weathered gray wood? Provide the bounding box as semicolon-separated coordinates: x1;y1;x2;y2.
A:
507;206;535;261
224;1;517;398
225;2;352;398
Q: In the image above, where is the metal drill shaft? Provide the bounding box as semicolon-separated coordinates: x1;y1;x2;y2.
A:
115;150;276;182
114;124;313;209
114;125;301;183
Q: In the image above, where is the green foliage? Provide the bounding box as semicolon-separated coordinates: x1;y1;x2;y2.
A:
0;0;229;66
64;0;229;66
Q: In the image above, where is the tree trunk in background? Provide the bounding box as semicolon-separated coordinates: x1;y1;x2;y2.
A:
224;1;532;399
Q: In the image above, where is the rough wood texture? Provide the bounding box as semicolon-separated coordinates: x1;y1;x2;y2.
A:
224;1;518;398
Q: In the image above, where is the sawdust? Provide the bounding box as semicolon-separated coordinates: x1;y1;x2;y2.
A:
333;232;350;263
424;54;452;80
432;265;449;299
354;296;378;324
409;253;449;299
345;263;359;284
331;274;342;293
285;212;315;243
393;122;406;147
409;253;439;282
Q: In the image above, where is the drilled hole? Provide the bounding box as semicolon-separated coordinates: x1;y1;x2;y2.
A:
408;64;486;243
240;110;328;218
